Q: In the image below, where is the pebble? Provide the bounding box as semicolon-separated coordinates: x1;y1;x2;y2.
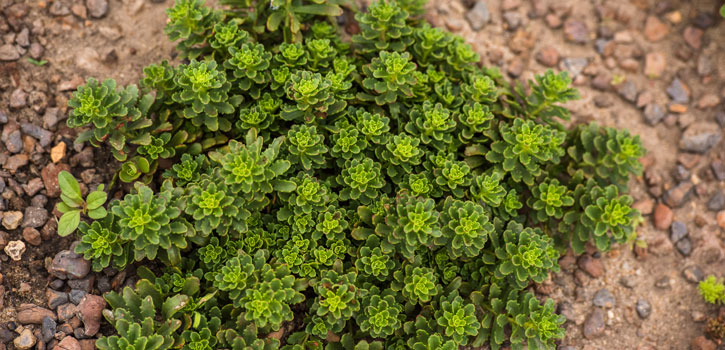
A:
79;339;96;350
592;289;615;308
675;238;692;256
10;88;27;109
41;163;72;198
666;78;689;104
29;43;44;60
593;95;612;108
643;16;669;42
4;154;29;172
24;178;44;197
54;336;81;350
22;207;48;228
563;19;589;44
57;303;78;322
697;94;720;109
578;254;604;278
502;11;521;30
655;276;673;289
86;0;108;18
2;211;22;230
41;317;56;342
2;126;22;154
4;239;25;261
46;289;69;309
465;0;490;31
619;58;639;72
643;103;665;125
561;57;588;79
13;329;36;350
679;122;722;154
22;228;41;246
536;47;560;67
20;123;53;148
17;304;56;324
77;295;106;336
635;299;651;319
696;55;714;77
68;276;95;292
669;221;688;242
49;1;70;16
692;310;706;322
682;266;704;284
583;308;605;339
620;275;637;288
51;143;67;163
683;26;703;49
0;44;20;61
69;290;86;305
644;52;666;78
709;192;725;211
15;28;29;47
50;250;91;280
691;336;716;350
615;81;637;103
663;182;694;208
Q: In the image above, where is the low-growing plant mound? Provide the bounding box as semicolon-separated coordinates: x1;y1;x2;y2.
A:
60;0;644;349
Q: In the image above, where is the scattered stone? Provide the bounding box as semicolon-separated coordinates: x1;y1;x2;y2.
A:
69;290;86;305
41;163;72;198
77;295;106;336
697;94;720;109
20;123;53;148
713;161;725;181
679;122;722;153
2;124;23;153
79;339;96;350
666;78;689;104
615;81;637;103
620;275;637;289
2;211;23;230
46;289;69;309
507;57;524;77
13;329;36;350
22;207;48;228
10;88;27;109
709;192;725;211
644;52;666;78
465;1;490;31
583;308;605;339
683;26;703;49
675;238;692;256
578;254;604;278
68;276;95;292
692;310;707;322
669;103;688;113
98;25;123;41
693;11;716;29
86;0;108;18
643;103;665;125
691;336;716;350
22;228;41;246
663;182;694;208
57;303;78;322
4;154;29;172
23;178;44;197
29;43;44;60
502;11;521;30
593;95;612;108
54;336;81;350
619;58;639;72
17;304;56;324
670;221;688;242
41;317;56;342
0;45;20;61
682;266;704;284
636;299;651;319
51;142;67;163
49;0;70;16
655;276;672;289
561;57;588;79
563;19;588;44
535;47;559;67
50;250;91;280
643;16;669;42
592;289;615;308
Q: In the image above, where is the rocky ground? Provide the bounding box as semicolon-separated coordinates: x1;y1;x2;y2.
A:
0;0;724;349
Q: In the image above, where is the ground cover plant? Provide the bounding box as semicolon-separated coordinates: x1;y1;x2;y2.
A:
60;0;645;349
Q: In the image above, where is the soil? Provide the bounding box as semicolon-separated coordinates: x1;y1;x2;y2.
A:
0;0;724;349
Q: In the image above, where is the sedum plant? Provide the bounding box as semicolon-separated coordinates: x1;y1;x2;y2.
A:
65;0;646;349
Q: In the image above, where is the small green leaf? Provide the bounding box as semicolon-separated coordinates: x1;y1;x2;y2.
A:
88;207;107;220
57;210;81;237
86;190;108;210
58;171;82;200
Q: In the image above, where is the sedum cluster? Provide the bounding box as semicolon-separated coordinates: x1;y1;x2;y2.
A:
64;0;645;349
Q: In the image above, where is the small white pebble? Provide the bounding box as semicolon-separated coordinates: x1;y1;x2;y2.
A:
4;240;26;261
